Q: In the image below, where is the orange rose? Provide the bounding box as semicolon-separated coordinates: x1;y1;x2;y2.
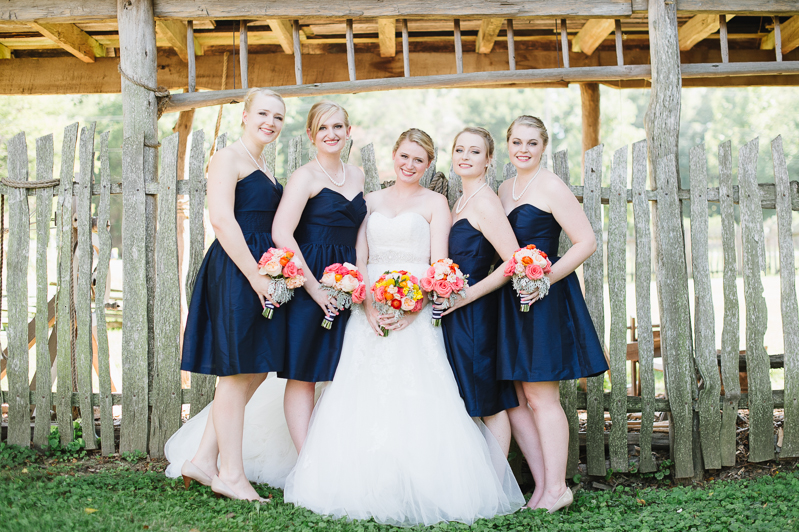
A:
280;257;289;266
526;244;536;250
335;274;343;281
385;292;394;301
285;251;294;258
521;256;533;265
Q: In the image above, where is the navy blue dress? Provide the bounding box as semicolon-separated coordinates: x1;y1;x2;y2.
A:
181;170;285;376
442;219;519;417
496;204;609;382
279;189;367;382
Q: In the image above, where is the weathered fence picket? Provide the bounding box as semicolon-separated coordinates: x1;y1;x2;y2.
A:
7;132;30;447
738;138;774;463
582;144;606;477
447;167;462;210
33;134;54;448
689;143;721;469
96;131;115;456
771;135;799;458
608;145;628;472
360;143;381;194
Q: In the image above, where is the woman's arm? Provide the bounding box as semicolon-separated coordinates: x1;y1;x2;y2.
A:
206;149;273;307
355;195;384;336
544;175;597;284
428;192;452;263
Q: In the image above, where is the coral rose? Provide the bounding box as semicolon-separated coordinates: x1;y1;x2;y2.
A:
526;264;544;280
352;283;367;304
426;266;436;278
503;260;516;277
325;263;341;274
452;277;464;291
337;264;350;276
433;279;453;298
420;276;435;292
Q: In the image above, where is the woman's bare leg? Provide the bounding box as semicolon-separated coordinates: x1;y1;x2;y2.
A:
284;379;316;453
507;380;546;508
482;411;512;457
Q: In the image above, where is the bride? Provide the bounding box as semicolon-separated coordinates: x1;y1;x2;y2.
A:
166;128;524;526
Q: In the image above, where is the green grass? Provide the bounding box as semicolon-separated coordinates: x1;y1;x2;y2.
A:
1;460;798;532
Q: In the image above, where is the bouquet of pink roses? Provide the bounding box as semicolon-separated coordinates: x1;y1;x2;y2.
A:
371;270;424;337
319;262;367;329
258;247;306;319
421;258;469;326
503;244;551;312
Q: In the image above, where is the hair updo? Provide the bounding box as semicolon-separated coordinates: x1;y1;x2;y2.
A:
306;100;350;138
392;128;436;162
506;115;549;148
451;126;495;159
240;88;285;129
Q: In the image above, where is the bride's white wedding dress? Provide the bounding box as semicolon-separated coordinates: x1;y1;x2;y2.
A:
165;211;524;526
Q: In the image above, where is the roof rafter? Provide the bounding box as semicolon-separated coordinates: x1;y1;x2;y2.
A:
476;18;504;54
679;14;735;51
155;19;202;62
761;16;799;54
377;18;396;57
28;21;104;62
267;19;294;54
573;19;615;56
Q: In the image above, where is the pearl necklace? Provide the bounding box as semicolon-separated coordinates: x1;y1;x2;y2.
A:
239;138;267;175
455;181;487;214
512;164;543;201
315;156;346;187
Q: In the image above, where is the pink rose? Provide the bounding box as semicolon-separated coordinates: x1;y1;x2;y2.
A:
373;285;386;302
433;279;453;298
352;283;367;304
420;276;435;292
355;270;363;282
413;299;423;312
452;277;464;291
258;252;272;268
409;275;420;286
325;263;342;274
282;261;299;278
526;264;544;280
426;266;436;278
337;264;350;276
503;259;516;277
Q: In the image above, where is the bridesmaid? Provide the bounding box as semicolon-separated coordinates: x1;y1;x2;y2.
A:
272;101;367;453
179;88;287;501
439;127;519;455
496;116;608;512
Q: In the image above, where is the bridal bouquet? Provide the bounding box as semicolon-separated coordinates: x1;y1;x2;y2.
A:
503;244;551;312
371;270;424;337
258;247;306;319
421;258;469;326
319;262;367;329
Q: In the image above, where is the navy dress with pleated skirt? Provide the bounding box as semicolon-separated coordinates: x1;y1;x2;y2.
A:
279;188;367;382
442;219;519;417
181;170;285;376
496;204;609;382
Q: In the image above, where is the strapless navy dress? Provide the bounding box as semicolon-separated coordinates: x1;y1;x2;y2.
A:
279;189;367;382
181;170;285;376
496;204;608;382
442;219;519;417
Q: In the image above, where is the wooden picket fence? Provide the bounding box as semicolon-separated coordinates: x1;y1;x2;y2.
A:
1;123;797;479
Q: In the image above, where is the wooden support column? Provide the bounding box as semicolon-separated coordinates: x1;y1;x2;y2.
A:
117;0;157;455
506;19;515;71
719;15;729;63
476;18;503;54
454;19;463;74
644;0;696;479
775;17;784;62
346;19;356;81
573;19;615;56
186;20;196;91
293;20;302;84
561;19;570;68
378;18;396;58
615;19;624;65
239;20;248;89
580;83;600;174
401;19;410;77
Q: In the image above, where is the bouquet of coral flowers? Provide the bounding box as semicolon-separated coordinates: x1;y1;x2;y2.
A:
421;258;469;326
318;262;367;329
258;247;306;319
370;270;424;337
503;244;552;312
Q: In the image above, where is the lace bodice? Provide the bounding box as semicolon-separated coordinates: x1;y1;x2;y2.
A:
367;211;431;266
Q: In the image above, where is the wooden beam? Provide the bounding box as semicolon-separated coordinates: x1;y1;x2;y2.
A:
573;19;615;56
761;16;799;55
266;19;293;54
0;42;10;59
476;18;503;54
346;18;355;81
776;17;784;62
676;1;799;16
506;19;515;71
719;15;729;63
678;14;735;51
454;19;463;74
293;19;302;84
580;83;600;170
614;19;624;65
402;19;410;76
377;18;396;58
155;19;201;62
186;20;195;91
28;21;104;62
561;19;570;68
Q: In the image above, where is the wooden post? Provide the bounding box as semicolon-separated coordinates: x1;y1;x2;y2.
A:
561;19;569;68
360;143;381;194
506;19;515;71
645;0;694;479
239;20;248;89
615;19;624;66
293;20;302;85
118;0;157;453
719;15;729;64
186;20;195;92
402;19;410;77
454;19;463;74
580;83;600;175
346;19;356;82
775;17;783;62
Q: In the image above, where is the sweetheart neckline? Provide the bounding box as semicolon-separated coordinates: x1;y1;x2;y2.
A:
506;202;551;217
369;211;430;224
239;169;279;187
313;188;365;204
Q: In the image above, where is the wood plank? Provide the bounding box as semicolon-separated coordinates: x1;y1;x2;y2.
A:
28;21;104;62
155;19;200;62
186;20;195;91
553;149;579;478
573;19;615;56
678;14;735;51
401;19;409;76
377;18;396;58
561;19;570;68
506;19;515;70
688;142;721;469
0;42;10;59
608;145;628;472
772;135;799;459
149;132;181;459
188;130;216;418
454;19;463;74
346;18;356;81
631;139;656;473
776;17;784;62
32;133;54;448
288;135;305;179
420;152;438;190
264;141;277;177
760;16;799;54
446;166;462;210
95;131;114;456
266;19;293;54
56;122;78;445
360;143;381;194
6;131;31;447
676;1;799;15
719;15;729;63
75;122;97;450
718;140;740;467
476;18;503;54
582;144;606;477
120;131;149;453
581;83;600;165
614;19;624;66
293;20;302;84
737;137;774;463
239;20;248;89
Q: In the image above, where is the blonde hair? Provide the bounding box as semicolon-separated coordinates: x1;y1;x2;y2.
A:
451;126;495;159
306;100;350;138
393;128;435;162
241;88;285;129
506;115;549;148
